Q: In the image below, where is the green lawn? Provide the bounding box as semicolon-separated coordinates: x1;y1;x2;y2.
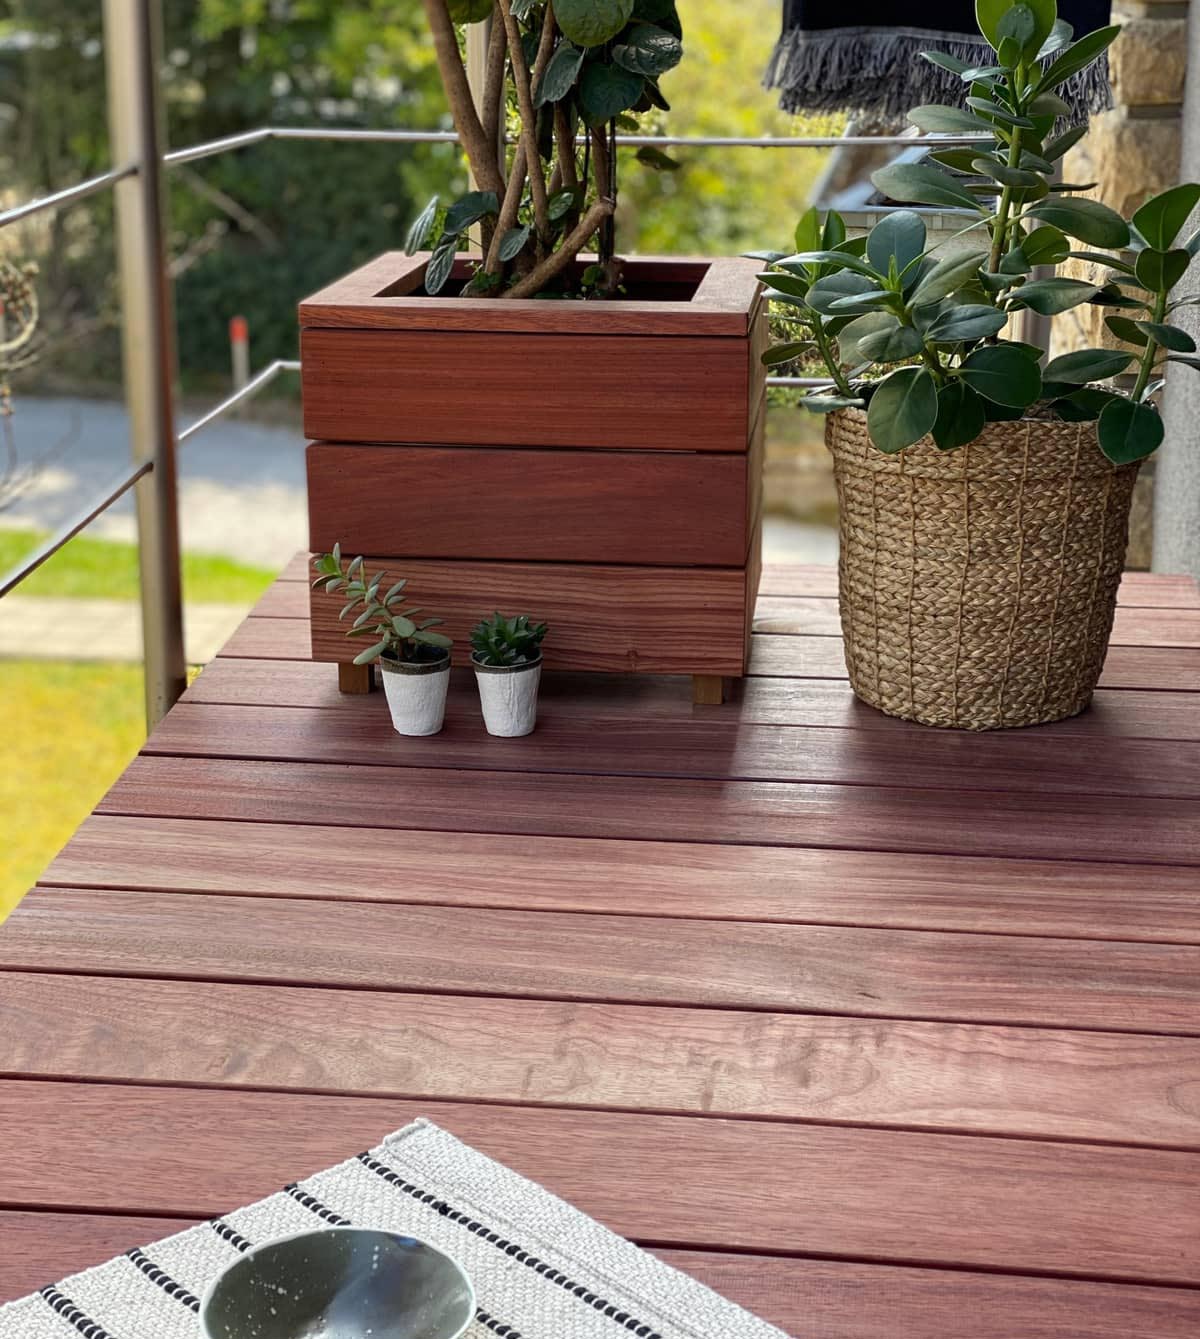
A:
1;660;146;919
0;531;278;919
0;528;277;603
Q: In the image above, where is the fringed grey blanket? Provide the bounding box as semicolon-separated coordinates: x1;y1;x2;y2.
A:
0;1119;791;1339
765;0;1112;121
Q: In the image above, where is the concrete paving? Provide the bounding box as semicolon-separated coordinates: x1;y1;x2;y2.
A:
0;597;248;663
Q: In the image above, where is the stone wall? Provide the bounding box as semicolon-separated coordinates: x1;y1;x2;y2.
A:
1054;0;1190;565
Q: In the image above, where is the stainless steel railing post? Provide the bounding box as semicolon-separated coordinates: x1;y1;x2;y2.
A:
103;0;187;727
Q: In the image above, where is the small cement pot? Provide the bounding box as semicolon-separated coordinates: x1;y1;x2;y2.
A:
380;649;451;736
472;653;542;737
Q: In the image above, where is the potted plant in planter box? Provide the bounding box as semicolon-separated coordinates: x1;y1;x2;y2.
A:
758;0;1200;730
300;0;764;708
471;612;548;736
312;548;454;736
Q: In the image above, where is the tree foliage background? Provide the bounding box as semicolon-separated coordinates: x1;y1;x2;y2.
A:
0;0;827;391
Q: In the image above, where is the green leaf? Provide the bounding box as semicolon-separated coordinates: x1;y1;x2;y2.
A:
1137;321;1196;352
829;290;894;312
1000;245;1032;276
907;104;987;134
555;0;635;46
965;97;1035;130
996;2;1036;47
800;395;867;412
424;239;458;295
1026;197;1130;248
442;190;499;235
957;344;1042;406
806;272;881;314
1037;25;1122;92
932;379;988;450
823;212;847;249
910;249;989;304
352;638;390;666
866;367;939;453
1097;398;1165;463
870;162;988;213
413;629;454;650
925;304;1008;343
635;145;680;171
858;322;925;362
1028;91;1072;117
977;0;1056;56
762;341;816;366
1010;276;1099;314
791;207;822;255
1038;19;1075;58
1134;248;1190;293
1050;387;1119;422
837;312;900;364
578;60;644;124
922;50;974;75
497;225;532;262
1041;124;1089;163
760;271;811;300
1021;225;1071;267
1105;314;1149;347
612;23;683;76
404;196;439;256
784;249;878;278
534;41;585;106
866;210;927;277
548;189;577;221
1041;348;1135;383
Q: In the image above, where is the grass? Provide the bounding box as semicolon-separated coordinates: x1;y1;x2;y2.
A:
0;660;146;919
0;528;277;603
0;531;278;918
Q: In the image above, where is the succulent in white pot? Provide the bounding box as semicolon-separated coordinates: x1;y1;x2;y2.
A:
470;612;548;738
312;547;454;736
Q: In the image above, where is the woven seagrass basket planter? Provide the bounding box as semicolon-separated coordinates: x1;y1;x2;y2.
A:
826;407;1141;730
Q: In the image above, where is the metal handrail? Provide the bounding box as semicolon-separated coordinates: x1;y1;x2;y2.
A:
0;163;140;230
178;359;300;443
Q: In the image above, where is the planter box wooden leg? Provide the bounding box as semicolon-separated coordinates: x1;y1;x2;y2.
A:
338;662;375;695
693;674;727;706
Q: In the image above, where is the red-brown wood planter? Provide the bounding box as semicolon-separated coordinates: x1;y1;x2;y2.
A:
300;253;765;702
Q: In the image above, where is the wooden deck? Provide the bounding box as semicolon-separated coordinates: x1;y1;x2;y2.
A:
3;555;1200;1336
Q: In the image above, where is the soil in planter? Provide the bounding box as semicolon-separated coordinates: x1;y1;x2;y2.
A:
380;258;710;304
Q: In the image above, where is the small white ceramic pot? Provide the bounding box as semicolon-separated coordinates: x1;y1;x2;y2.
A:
473;653;542;737
380;650;451;736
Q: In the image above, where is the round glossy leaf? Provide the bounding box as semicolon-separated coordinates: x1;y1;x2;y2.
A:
762;341;816;366
866;367;939;453
870;162;987;213
535;41;586;106
907;104;987;134
957;344;1042;407
925;304;1008;343
760;271;810;299
424;239;458;295
1040;348;1135;383
555;0;635;46
613;23;682;76
1097;397;1165;463
404;196;439;256
1134;248;1190;293
1050;388;1120;422
836;312;898;365
977;0;1056;56
1011;277;1098;315
996;2;1036;47
866;210;927;278
932;380;987;450
1137;321;1196;353
910;249;989;304
497;225;532;262
858;322;925;363
1037;24;1121;91
1020;224;1070;265
1105;314;1149;347
578;60;644;124
447;0;493;20
806;272;880;314
442;190;498;235
1027;197;1130;248
793;206;822;254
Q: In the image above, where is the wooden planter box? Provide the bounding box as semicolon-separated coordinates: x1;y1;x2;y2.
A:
300;252;765;703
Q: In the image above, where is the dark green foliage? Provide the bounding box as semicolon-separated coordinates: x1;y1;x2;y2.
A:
470;612;549;667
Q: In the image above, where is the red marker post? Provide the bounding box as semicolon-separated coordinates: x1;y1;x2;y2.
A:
229;315;249;410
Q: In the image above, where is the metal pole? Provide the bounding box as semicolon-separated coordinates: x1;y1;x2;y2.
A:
103;0;187;726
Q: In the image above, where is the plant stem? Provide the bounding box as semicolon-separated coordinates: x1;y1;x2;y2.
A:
1131;291;1168;402
921;346;947;387
813;322;854;397
497;0;552;255
499;198;616;298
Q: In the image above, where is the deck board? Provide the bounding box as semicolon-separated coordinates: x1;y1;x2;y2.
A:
5;556;1200;1335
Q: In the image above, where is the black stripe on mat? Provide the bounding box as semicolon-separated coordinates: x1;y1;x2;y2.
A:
125;1247;201;1313
284;1183;353;1226
356;1152;662;1339
208;1218;253;1253
38;1286;114;1339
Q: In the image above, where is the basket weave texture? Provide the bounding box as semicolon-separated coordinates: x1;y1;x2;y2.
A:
826;407;1140;730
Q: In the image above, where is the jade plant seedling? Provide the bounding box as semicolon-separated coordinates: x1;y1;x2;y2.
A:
757;0;1200;463
312;547;453;666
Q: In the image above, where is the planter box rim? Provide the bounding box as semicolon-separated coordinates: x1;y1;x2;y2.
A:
299;252;762;338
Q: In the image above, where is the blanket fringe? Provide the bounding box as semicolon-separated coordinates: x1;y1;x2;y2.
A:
764;27;1111;125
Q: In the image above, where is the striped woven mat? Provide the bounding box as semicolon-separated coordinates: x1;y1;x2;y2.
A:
0;1118;790;1339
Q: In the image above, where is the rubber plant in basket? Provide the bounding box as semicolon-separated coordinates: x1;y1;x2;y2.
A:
758;0;1200;730
313;549;454;736
300;0;764;708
